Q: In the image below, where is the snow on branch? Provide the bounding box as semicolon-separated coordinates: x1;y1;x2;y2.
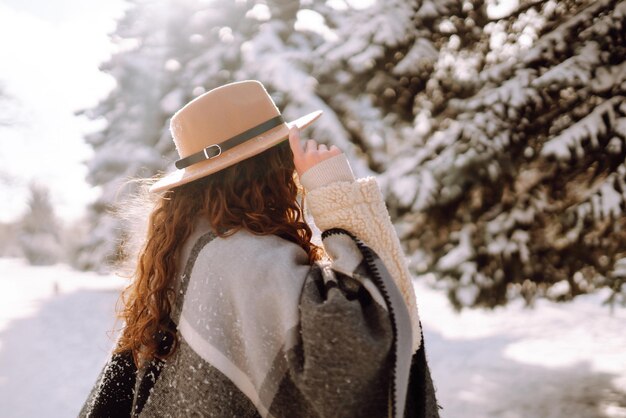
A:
540;97;625;161
393;38;439;75
451;68;541;113
571;163;626;224
521;0;614;65
485;0;550;22
415;0;458;21
591;61;626;94
531;41;601;88
383;123;468;211
436;224;475;272
317;0;416;73
485;205;535;263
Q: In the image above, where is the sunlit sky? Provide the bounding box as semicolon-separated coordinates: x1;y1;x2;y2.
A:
0;0;126;222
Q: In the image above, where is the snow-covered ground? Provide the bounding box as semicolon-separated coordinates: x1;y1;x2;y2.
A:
418;273;626;418
0;258;625;418
0;258;126;418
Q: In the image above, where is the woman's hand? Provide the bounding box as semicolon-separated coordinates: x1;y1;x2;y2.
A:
288;126;342;178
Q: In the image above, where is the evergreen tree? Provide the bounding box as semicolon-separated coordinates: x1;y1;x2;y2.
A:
75;0;185;269
77;0;258;269
318;0;626;309
0;82;18;126
310;0;421;172
18;183;62;265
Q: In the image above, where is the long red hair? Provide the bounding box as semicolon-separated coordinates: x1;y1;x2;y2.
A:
115;141;323;366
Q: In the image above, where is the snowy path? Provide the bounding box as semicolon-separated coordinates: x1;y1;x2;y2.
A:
0;259;126;418
416;274;626;418
0;258;625;418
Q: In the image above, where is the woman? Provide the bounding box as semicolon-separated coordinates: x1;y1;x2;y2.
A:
80;80;441;418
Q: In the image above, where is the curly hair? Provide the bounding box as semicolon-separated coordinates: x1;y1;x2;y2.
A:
115;141;323;366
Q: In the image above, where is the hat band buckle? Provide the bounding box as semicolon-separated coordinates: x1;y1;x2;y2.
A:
203;144;222;160
174;114;285;170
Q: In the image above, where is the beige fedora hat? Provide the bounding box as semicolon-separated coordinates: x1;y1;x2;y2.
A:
149;80;322;193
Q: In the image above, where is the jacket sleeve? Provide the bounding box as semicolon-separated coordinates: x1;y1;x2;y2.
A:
282;154;441;418
78;350;136;417
300;154;421;354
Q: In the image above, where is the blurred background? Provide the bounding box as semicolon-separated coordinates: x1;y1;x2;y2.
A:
1;0;625;416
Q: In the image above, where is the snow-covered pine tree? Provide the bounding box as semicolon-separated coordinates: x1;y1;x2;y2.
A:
310;0;423;173
18;183;62;265
320;0;626;309
75;0;189;269
0;82;20;127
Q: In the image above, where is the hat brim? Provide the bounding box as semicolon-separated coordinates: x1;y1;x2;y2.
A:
149;110;323;193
